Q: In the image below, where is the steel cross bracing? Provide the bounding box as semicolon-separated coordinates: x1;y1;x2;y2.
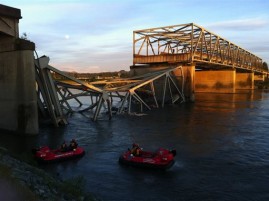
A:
133;23;266;74
35;56;185;125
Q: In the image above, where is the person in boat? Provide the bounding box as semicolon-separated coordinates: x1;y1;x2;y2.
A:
61;141;68;152
69;139;78;150
130;143;142;156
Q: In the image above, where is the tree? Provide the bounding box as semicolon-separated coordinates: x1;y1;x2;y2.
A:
263;62;268;71
20;32;28;40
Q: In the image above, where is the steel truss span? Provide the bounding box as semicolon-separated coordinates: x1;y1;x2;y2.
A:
133;23;265;74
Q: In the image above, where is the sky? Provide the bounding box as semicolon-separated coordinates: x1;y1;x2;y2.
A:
2;0;269;73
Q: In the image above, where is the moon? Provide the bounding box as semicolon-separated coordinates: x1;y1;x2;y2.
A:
64;34;70;39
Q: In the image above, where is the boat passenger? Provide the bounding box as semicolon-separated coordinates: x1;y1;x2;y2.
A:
61;141;68;152
131;143;141;156
69;139;78;150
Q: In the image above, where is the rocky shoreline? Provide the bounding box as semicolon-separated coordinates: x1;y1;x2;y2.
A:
0;149;99;201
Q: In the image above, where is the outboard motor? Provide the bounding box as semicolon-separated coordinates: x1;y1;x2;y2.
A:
170;149;177;156
32;147;41;154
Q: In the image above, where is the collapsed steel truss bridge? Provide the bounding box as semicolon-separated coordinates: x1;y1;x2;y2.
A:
35;56;185;126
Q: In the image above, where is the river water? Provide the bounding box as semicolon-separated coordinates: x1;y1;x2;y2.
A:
1;90;269;201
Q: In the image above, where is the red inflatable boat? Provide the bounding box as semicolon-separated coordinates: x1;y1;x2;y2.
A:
33;146;85;163
119;147;176;170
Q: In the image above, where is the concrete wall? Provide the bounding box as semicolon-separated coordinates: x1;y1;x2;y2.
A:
195;70;236;93
235;72;254;90
0;39;38;135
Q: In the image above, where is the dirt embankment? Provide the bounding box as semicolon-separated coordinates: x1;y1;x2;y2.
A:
0;149;100;201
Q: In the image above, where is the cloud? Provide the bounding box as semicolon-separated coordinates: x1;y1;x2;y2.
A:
44;43;132;73
58;64;102;73
206;18;269;31
4;0;269;72
200;18;269;63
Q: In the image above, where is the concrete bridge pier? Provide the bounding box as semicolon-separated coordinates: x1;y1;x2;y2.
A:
0;38;38;135
0;5;38;134
181;65;195;102
236;72;254;90
195;69;236;93
195;69;255;93
172;64;195;102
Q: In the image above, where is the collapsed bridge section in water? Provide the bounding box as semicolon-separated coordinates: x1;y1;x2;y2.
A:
35;56;185;126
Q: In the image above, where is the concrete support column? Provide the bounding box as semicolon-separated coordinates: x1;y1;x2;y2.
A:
236;72;254;90
195;70;236;93
0;38;38;135
181;65;195;102
254;74;265;82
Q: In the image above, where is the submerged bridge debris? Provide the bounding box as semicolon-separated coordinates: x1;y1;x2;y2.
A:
35;56;185;126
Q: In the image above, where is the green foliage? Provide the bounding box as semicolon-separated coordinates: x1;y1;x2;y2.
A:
20;32;28;40
61;176;85;197
0;151;96;201
262;62;268;71
53;70;130;80
0;163;12;177
255;80;269;89
60;176;95;201
0;163;38;201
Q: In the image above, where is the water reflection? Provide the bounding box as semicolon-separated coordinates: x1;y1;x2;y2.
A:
1;90;269;201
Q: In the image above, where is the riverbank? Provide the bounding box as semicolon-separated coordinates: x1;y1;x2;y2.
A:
0;148;99;201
